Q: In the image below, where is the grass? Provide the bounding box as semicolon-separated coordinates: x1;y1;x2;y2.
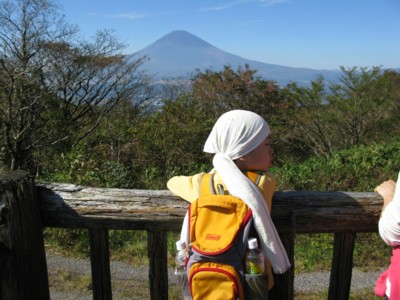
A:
294;232;390;273
48;270;92;297
294;288;381;300
48;269;183;299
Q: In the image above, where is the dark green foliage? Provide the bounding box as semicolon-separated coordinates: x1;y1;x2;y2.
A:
131;98;214;189
40;148;136;188
273;141;400;191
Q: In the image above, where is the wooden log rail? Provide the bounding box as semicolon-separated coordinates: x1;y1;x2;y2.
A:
0;171;383;300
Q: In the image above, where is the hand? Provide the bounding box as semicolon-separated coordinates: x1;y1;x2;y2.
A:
375;180;396;212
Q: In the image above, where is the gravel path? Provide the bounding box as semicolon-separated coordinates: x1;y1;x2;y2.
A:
46;251;383;299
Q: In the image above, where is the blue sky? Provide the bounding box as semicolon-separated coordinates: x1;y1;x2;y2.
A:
56;0;400;70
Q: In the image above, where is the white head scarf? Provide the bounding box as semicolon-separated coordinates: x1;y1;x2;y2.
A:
203;110;291;274
379;171;400;246
203;110;270;160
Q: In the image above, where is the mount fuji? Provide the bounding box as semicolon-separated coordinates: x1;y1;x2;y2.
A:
131;30;341;86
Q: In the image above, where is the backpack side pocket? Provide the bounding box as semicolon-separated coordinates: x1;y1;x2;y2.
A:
189;262;245;300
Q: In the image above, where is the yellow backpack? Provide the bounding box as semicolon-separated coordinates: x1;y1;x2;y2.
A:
186;172;269;300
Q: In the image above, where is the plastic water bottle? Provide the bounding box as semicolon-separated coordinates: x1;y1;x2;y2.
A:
245;238;265;275
175;240;191;299
175;240;187;275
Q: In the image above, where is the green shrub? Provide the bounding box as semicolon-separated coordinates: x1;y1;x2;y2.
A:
273;141;400;191
39;147;135;188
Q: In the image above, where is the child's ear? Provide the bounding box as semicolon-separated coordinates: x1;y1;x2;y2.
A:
235;156;247;170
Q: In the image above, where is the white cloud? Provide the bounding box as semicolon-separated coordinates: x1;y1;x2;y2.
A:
200;0;289;12
108;10;179;20
237;19;267;27
259;0;291;7
157;10;181;16
109;12;146;20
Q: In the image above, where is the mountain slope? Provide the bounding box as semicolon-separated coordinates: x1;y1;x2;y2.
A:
131;30;340;86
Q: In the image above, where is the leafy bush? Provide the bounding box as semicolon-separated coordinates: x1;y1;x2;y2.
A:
273;141;400;191
39;145;136;188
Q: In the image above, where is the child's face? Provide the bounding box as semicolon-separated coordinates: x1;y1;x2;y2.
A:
236;137;273;172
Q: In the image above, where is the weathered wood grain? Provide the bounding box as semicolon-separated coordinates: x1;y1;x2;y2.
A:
37;183;383;233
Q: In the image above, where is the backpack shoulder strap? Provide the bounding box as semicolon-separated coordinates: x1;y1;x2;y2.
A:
245;171;263;187
200;172;229;196
198;173;217;197
198;171;263;197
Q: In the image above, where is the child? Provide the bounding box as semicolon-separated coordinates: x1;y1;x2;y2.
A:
374;171;400;299
167;109;291;291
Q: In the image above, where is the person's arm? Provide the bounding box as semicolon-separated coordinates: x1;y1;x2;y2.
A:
167;173;204;203
375;179;396;214
375;172;400;246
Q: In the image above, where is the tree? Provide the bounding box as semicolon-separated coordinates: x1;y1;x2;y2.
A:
0;0;150;172
328;66;391;147
280;66;400;158
280;77;337;158
364;69;400;141
190;64;281;121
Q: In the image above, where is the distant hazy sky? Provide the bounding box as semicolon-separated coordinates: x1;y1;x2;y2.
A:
55;0;399;70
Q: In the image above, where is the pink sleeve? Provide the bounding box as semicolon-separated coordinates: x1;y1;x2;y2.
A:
374;270;388;297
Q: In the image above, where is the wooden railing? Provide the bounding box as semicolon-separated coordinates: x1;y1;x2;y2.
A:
0;171;383;299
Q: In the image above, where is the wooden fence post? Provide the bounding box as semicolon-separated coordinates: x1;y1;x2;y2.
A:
89;229;112;299
147;230;168;300
0;171;50;299
328;232;355;300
